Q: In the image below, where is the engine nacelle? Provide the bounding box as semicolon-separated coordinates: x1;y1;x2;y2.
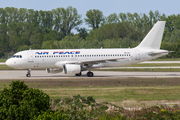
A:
63;64;81;74
46;68;63;74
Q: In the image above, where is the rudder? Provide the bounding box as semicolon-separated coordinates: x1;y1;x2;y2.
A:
136;21;166;49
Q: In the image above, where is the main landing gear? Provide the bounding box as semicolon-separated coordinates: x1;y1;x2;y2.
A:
75;71;94;77
26;69;31;77
87;71;94;77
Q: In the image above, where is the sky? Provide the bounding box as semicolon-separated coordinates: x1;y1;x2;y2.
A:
1;0;179;32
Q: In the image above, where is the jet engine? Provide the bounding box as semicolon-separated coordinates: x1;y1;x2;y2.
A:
63;64;81;74
46;68;63;74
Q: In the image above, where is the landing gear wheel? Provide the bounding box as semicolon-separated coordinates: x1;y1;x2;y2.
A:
26;74;31;77
87;72;94;77
75;72;82;76
26;69;31;77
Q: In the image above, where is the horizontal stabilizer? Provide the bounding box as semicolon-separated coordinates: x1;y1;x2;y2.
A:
148;50;169;56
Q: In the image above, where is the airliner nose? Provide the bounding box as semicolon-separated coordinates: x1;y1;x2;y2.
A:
5;59;13;67
5;59;11;67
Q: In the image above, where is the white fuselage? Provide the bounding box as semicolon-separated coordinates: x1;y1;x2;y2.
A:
6;48;168;70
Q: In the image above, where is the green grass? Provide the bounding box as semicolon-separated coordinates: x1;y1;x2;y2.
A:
0;59;6;62
24;86;180;102
0;65;15;70
97;68;180;72
127;63;180;67
1;83;180;102
151;58;180;61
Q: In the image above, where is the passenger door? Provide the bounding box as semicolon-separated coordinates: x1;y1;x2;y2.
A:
28;52;34;62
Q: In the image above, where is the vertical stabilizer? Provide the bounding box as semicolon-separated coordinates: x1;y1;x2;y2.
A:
136;21;166;49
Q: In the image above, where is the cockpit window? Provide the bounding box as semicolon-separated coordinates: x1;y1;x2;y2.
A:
12;55;22;58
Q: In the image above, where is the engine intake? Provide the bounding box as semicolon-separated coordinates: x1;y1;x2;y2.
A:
63;64;81;74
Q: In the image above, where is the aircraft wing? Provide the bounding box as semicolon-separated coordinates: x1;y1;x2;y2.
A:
79;58;127;64
64;57;130;68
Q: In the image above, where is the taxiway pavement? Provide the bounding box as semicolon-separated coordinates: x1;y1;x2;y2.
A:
0;70;180;79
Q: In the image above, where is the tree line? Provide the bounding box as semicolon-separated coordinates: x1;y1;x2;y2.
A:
0;7;180;58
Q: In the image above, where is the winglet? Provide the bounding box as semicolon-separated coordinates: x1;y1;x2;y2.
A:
136;21;166;49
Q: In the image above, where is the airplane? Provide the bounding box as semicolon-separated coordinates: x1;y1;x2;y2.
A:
6;21;169;77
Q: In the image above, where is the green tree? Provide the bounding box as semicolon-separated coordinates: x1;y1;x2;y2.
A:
85;9;104;29
0;51;4;57
29;33;43;45
41;40;56;49
52;6;82;36
0;80;50;119
76;27;88;39
107;13;119;24
17;45;29;52
39;10;53;34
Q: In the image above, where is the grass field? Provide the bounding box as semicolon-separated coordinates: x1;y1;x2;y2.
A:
127;63;180;67
1;78;180;108
0;59;6;62
97;68;180;72
0;65;15;70
151;58;180;61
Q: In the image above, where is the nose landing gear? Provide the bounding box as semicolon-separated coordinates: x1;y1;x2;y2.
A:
26;69;31;77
